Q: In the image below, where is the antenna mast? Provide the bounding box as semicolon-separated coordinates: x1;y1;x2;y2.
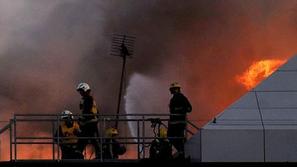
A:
110;34;135;129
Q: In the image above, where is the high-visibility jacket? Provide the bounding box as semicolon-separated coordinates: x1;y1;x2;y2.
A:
59;121;80;144
80;95;99;121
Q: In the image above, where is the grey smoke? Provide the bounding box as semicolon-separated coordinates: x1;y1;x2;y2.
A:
0;0;296;159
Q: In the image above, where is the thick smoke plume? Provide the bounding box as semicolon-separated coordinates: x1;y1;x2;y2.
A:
0;0;297;159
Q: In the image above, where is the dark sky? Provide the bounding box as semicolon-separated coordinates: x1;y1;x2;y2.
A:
0;0;296;159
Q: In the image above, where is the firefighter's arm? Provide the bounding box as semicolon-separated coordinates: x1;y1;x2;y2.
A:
73;122;82;135
183;96;192;113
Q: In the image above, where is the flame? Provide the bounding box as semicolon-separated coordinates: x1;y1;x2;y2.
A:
236;59;286;90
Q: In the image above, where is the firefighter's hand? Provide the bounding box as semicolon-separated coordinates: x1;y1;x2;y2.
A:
89;118;98;123
85;118;98;124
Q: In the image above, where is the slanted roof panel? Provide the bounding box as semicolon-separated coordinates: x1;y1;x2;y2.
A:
217;109;261;120
257;92;297;109
262;109;297;120
226;92;258;109
204;55;297;130
277;55;297;71
255;72;297;91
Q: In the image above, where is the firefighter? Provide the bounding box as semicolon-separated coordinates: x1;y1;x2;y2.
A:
167;82;192;159
56;110;83;159
149;127;172;160
103;127;126;159
76;82;101;159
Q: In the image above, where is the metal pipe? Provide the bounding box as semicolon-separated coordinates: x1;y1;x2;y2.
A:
142;115;145;159
9;119;12;161
186;120;200;130
137;120;140;159
14;136;183;142
99;113;103;162
14;118;171;122
200;128;202;161
52;121;55;160
16;136;53;139
13;141;154;145
15;136;161;140
5;113;199;161
14;113;177;117
57;115;60;160
14;115;17;161
13;142;54;144
0;122;12;134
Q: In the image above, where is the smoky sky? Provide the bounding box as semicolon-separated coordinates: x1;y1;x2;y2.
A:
0;0;296;128
0;0;297;160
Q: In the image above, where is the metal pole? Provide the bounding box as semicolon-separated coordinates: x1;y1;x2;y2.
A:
57;115;60;160
142;116;145;159
102;117;106;160
200;128;202;161
115;50;127;129
100;114;103;162
14;115;16;161
52;121;55;160
137;120;140;159
9;120;12;161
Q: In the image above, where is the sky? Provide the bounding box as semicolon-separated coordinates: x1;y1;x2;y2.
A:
0;0;296;160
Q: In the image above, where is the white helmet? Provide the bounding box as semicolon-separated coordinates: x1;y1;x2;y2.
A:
76;82;91;92
61;110;73;119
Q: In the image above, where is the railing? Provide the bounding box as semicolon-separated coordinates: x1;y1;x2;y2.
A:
0;113;199;161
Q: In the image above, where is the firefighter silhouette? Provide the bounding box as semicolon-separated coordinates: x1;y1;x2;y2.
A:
56;110;83;159
102;127;126;159
148;118;172;160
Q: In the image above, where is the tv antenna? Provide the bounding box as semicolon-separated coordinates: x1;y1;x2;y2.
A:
110;34;135;129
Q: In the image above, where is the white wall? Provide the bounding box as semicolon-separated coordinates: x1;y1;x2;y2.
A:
201;128;265;162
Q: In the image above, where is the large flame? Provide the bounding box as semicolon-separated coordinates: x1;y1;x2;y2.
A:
236;59;286;90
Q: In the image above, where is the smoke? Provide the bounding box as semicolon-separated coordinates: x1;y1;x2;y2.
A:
0;0;297;159
0;0;108;160
116;0;297;124
124;73;169;138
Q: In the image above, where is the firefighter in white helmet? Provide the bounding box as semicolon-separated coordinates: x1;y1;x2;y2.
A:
76;82;101;159
56;110;83;159
167;82;192;160
102;127;126;159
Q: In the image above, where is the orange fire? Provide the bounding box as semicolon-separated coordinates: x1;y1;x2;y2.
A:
236;59;286;90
